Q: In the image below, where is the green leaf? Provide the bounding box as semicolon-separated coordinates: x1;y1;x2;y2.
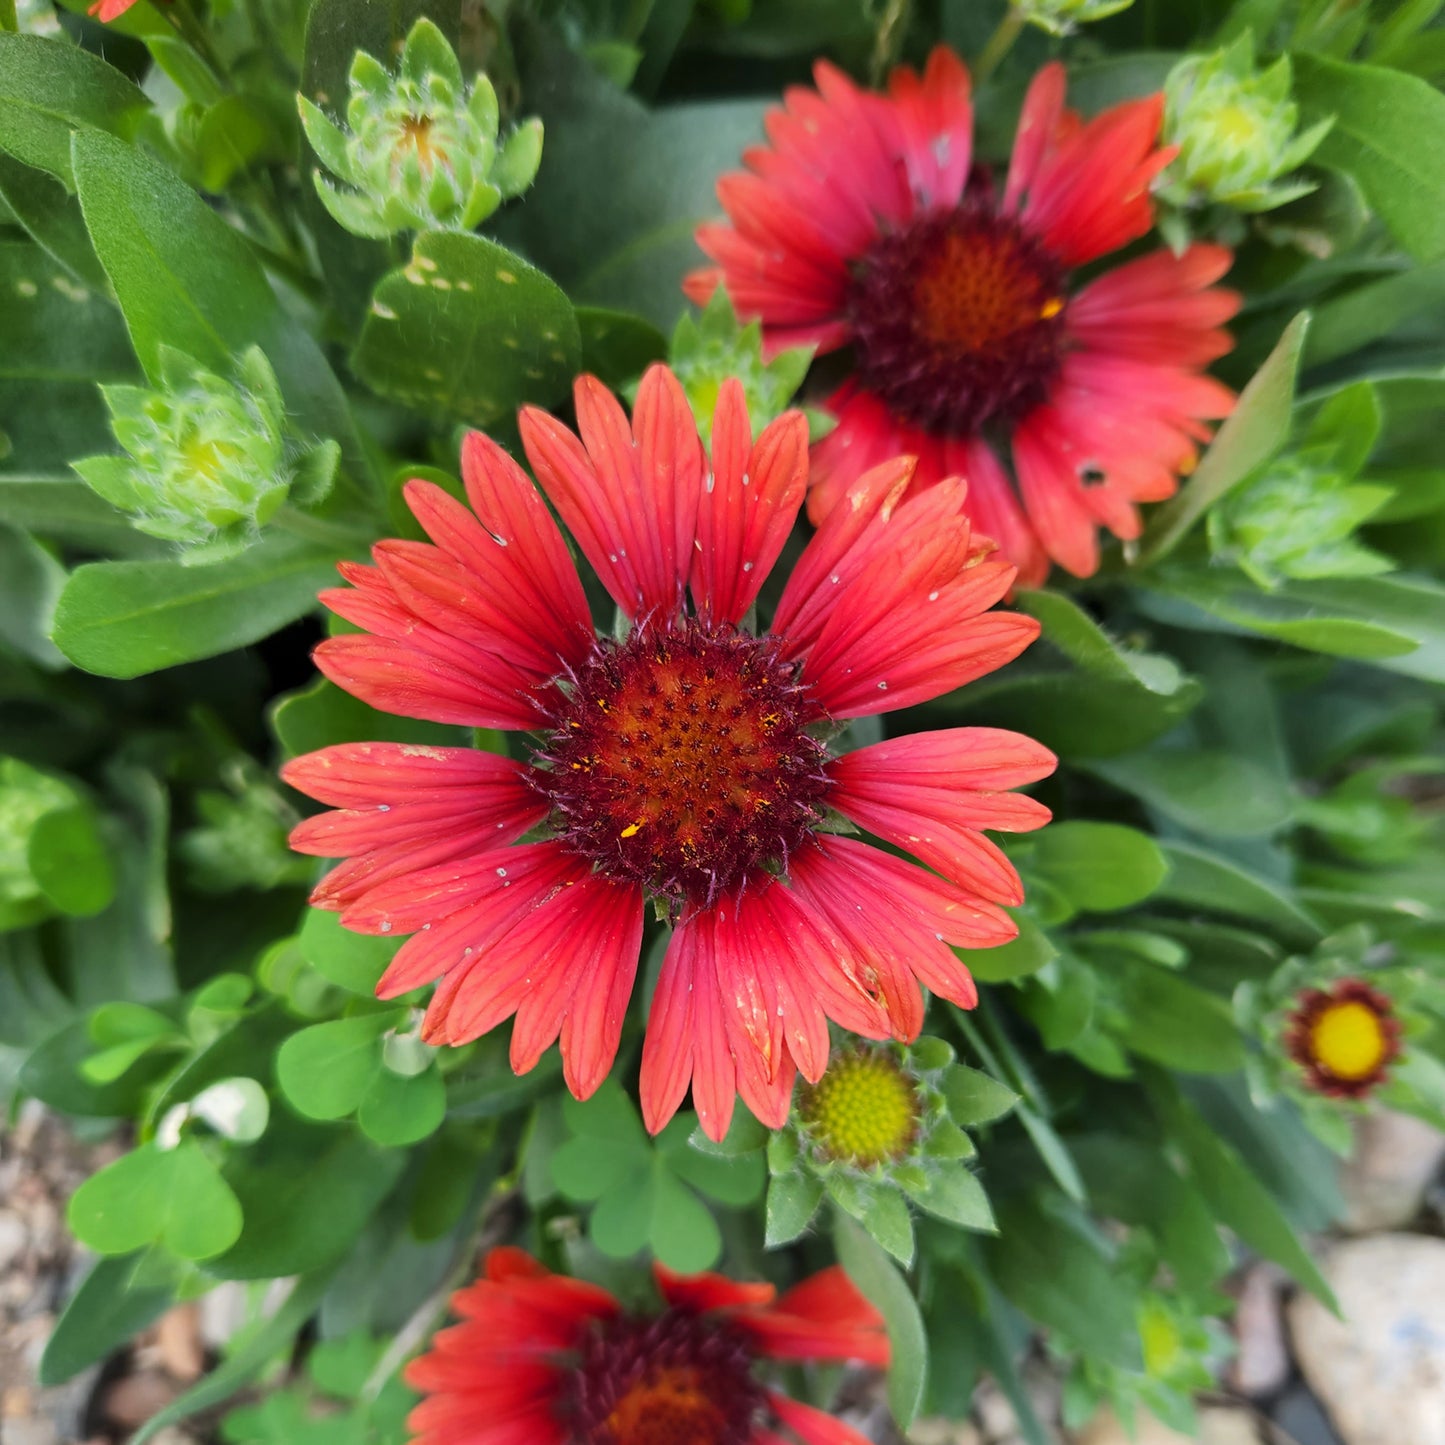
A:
1107;965;1246;1075
1070;1135;1230;1292
1305;261;1445;370
1030;822;1169;913
665;1135;766;1207
1156;841;1323;946
52;537;338;679
357;1062;446;1146
67;1140;243;1261
967;913;1057;983
860;1186;915;1266
353;232;580;426
764;1171;823;1247
0;33;148;180
1293;54;1445;262
500;30;767;332
27;804;115;916
834;1213;927;1428
275;1014;394;1121
1089;748;1294;838
907;1167;996;1232
586;1167;656;1257
39;1253;174;1386
0;473;159;557
1017;1105;1087;1205
578;305;668;385
986;1198;1141;1371
1138;314;1309;565
297;906;401;997
1163;1089;1336;1307
941;1064;1020;1126
0;521;66;669
648;1162;723;1272
1139;567;1422;663
69;129;369;484
208;1122;406;1280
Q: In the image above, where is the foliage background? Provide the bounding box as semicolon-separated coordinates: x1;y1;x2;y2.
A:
3;0;1445;1440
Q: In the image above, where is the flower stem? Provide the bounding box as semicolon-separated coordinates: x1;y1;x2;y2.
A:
273;505;380;555
975;5;1026;84
869;0;913;86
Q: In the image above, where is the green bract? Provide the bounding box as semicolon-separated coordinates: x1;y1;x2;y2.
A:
1014;0;1136;36
1162;34;1333;213
297;19;543;239
71;347;339;566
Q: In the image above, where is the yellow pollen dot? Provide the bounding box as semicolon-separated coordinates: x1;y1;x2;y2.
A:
799;1049;920;1168
1039;297;1065;319
1178;453;1198;477
620;820;643;838
1309;1000;1390;1082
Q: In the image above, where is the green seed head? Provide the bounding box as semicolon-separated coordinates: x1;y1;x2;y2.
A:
797;1047;922;1168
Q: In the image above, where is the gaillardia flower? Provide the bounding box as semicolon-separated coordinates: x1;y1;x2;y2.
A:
405;1247;887;1445
685;48;1241;584
282;367;1054;1139
1284;979;1402;1099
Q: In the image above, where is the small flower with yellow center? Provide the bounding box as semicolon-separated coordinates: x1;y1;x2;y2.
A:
298;18;542;240
72;346;338;565
1285;979;1402;1100
766;1037;1016;1266
1161;34;1332;215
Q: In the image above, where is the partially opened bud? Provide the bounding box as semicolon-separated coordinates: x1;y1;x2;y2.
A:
74;347;338;565
1162;35;1332;212
298;18;542;239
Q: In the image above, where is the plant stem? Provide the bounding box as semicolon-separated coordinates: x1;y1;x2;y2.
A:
869;0;913;86
975;5;1026;84
273;505;379;555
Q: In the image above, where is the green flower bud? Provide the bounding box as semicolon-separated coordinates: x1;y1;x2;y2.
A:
764;1036;997;1265
179;779;310;894
73;347;339;565
1014;0;1136;37
298;18;542;239
1162;35;1333;213
667;288;827;447
1207;452;1392;590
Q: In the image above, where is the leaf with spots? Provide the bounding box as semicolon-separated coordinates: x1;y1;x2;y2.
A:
352;231;580;426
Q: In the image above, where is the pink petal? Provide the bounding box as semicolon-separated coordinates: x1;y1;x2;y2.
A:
692;383;810;624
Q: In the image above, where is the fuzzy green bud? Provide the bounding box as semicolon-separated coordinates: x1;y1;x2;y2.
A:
666;289;826;447
298;18;542;239
1014;0;1136;36
1162;35;1332;213
73;347;338;565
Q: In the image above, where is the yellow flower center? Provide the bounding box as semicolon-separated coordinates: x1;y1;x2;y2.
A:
799;1050;920;1167
1309;999;1390;1082
603;1366;730;1445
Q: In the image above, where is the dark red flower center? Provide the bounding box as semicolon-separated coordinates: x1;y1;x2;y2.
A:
568;1309;767;1445
1284;979;1402;1100
537;621;830;905
846;201;1068;435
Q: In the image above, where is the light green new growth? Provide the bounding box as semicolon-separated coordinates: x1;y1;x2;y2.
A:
73;347;340;566
1162;33;1333;214
297;18;543;240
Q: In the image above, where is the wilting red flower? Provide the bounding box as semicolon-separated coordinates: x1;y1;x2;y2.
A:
283;367;1054;1139
1284;978;1402;1099
685;47;1240;585
405;1247;888;1445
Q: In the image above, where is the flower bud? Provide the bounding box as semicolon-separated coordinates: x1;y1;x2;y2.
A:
667;289;824;447
0;758;78;925
73;347;338;565
298;18;542;239
1014;0;1136;36
765;1037;1003;1264
1162;35;1332;213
